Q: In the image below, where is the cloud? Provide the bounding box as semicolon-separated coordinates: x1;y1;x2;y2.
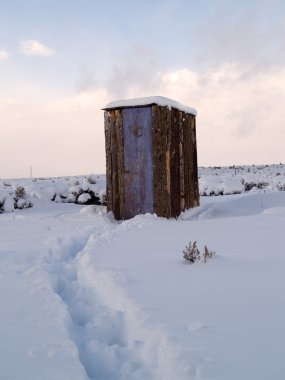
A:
0;88;108;178
20;40;55;57
1;61;285;179
0;49;9;60
100;44;160;99
100;60;285;165
155;63;285;165
74;66;100;93
192;1;285;70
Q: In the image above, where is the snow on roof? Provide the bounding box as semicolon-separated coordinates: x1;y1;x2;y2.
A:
104;96;197;116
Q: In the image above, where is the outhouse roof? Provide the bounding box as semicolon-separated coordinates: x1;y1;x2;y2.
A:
103;96;197;116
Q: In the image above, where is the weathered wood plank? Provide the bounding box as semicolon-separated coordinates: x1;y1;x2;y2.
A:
170;108;181;217
110;111;120;219
152;105;171;218
183;114;199;209
104;110;113;213
165;107;171;201
179;111;185;211
190;116;199;207
182;113;191;209
114;110;125;218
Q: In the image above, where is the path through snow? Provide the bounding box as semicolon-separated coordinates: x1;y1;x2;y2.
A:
1;192;285;379
44;210;194;380
0;203;194;380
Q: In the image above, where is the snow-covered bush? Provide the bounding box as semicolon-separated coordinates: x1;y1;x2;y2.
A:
86;176;96;184
277;183;285;191
77;193;91;204
183;241;200;263
15;198;33;210
199;164;285;195
50;180;103;206
0;194;16;213
183;242;216;264
44;176;105;206
0;197;4;214
199;176;243;196
69;187;101;205
13;185;33;209
0;188;32;213
243;181;269;191
13;185;32;209
14;186;26;199
0;174;106;214
202;246;216;263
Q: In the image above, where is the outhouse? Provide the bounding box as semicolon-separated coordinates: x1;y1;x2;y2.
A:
103;96;199;220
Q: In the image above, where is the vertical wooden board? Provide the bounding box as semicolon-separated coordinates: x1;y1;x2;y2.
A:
115;110;125;218
165;108;171;200
183;114;199;209
123;107;153;219
104;111;114;213
179;111;185;211
170;108;181;217
190;116;199;207
110;111;120;219
152;106;171;218
182;113;191;209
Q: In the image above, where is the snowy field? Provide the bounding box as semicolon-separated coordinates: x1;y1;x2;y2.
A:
0;165;285;380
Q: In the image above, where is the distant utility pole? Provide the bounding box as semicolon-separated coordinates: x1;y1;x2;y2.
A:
30;166;33;179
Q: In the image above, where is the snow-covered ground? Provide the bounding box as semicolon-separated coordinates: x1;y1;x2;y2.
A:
1;165;285;379
1;164;285;213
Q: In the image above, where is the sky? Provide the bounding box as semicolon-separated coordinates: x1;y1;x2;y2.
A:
1;0;285;178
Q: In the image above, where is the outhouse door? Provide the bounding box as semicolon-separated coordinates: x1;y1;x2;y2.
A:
122;107;153;219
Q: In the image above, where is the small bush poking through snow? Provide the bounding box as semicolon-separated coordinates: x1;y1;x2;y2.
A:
1;196;15;213
0;174;106;214
183;241;216;264
202;245;216;263
15;186;26;199
183;241;200;263
86;176;96;184
77;193;91;204
13;185;32;209
277;183;285;191
15;198;33;210
0;198;5;214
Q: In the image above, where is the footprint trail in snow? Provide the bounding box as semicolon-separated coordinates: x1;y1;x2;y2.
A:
44;214;194;380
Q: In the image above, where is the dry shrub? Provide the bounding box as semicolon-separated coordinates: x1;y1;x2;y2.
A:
183;241;200;263
202;245;216;263
183;242;216;264
15;186;26;199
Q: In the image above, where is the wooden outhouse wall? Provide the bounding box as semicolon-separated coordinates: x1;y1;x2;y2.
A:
151;105;199;218
104;105;199;220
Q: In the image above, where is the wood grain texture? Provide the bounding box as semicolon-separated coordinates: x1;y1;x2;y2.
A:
170;108;181;217
190;116;199;207
104;110;113;213
115;110;125;217
179;112;185;211
182;113;191;209
110;111;120;219
183;114;199;208
104;110;125;219
152;105;171;218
